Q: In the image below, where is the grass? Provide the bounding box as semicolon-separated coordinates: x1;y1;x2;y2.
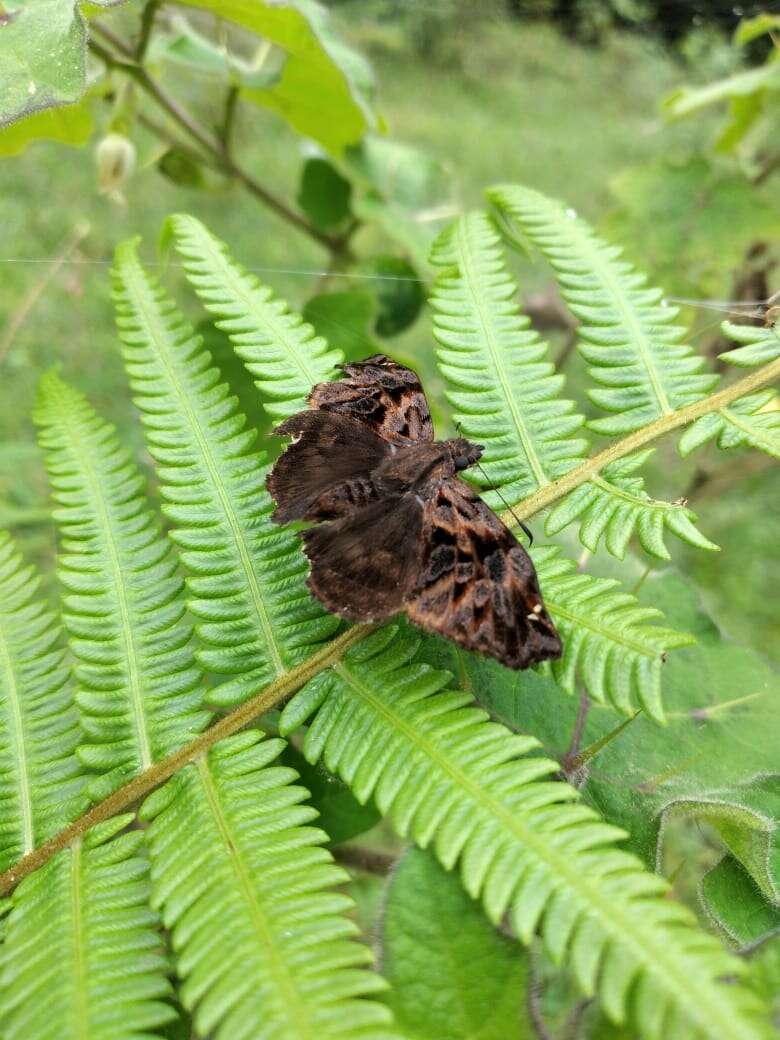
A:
0;15;776;658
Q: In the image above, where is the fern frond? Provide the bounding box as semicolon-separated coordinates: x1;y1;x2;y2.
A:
545;451;718;560
718;321;780;368
678;389;780;460
0;821;173;1040
0;531;84;867
489;184;718;434
535;546;692;719
34;373;209;791
430;211;587;503
165;215;342;421
429;209;715;559
280;628;768;1040
112;240;339;704
140;730;398;1040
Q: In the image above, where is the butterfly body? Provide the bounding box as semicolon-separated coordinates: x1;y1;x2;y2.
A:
267;355;561;669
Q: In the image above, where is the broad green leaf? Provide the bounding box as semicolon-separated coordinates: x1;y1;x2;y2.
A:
348;136;454;269
148;14;278;87
581;572;780;901
734;13;780;45
297;156;352;232
0;1;86;127
383;847;533;1040
662;62;780;120
0;94;92;155
302;290;378;359
605;157;780;298
702;857;780;947
180;0;375;154
361;256;423;337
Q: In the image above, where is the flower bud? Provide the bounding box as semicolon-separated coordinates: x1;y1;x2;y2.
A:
95;132;136;203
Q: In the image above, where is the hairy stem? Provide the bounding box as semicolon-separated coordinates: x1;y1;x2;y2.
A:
0;625;370;897
88;25;340;253
500;357;780;526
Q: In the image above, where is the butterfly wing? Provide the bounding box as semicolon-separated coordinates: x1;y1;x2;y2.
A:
267;411;391;524
308;354;434;444
405;478;561;669
302;494;424;622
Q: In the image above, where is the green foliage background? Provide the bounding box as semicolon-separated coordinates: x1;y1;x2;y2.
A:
0;4;778;1039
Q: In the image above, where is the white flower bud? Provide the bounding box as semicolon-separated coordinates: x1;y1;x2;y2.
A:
95;133;136;203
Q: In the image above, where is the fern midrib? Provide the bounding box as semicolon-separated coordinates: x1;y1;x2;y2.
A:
589;474;678;512
542;593;668;657
555;219;674;417
332;661;752;1040
194;755;314;1038
59;411;153;771
455;223;549;490
186;228;321;390
124;271;286;678
0;626;34;856
69;839;89;1039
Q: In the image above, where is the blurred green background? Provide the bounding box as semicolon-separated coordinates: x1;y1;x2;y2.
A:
0;1;778;661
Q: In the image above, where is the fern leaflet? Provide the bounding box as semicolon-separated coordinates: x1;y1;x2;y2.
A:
534;546;693;718
34;373;209;794
112;240;338;704
489;184;718;434
0;821;173;1040
280;627;767;1040
165;214;342;420
141;731;398;1040
429;209;715;560
0;531;84;867
676;320;780;460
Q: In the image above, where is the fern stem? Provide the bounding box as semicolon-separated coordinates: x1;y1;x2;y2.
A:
0;625;370;897
502;358;780;525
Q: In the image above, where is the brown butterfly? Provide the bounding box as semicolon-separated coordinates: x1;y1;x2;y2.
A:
267;355;561;670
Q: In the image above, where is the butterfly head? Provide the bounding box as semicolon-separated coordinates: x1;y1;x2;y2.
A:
447;437;484;472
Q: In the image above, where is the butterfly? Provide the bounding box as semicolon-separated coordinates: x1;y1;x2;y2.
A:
267;355;562;670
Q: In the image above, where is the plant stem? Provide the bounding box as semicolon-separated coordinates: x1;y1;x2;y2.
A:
333;845;396;875
135;0;160;61
500;358;780;527
0;625;370;897
88;26;340;253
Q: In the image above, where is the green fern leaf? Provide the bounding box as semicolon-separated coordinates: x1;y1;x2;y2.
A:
0;821;174;1040
718;320;780;367
430;210;587;503
534;546;693;719
140;730;398;1040
280;628;769;1040
0;531;84;867
546;451;718;560
679;390;780;460
165;214;342;421
429;209;715;560
112;240;339;705
489;184;718;434
34;372;209;791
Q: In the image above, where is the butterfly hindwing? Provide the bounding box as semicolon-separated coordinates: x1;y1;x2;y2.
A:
302;494;424;622
405;479;561;668
308;354;434;444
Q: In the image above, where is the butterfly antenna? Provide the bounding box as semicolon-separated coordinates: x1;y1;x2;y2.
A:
454;420;534;546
